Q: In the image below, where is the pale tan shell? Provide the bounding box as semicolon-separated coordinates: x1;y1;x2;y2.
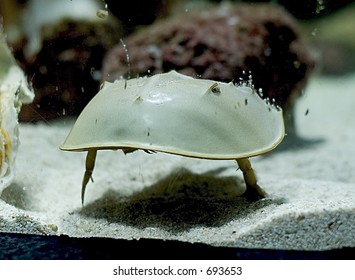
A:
61;71;284;159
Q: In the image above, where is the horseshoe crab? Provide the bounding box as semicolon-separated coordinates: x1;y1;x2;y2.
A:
60;71;284;204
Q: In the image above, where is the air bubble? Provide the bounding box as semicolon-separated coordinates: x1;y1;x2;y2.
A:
258;88;263;97
316;0;325;14
120;38;131;79
311;28;318;36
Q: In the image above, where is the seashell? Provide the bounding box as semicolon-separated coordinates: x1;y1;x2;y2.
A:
0;28;35;194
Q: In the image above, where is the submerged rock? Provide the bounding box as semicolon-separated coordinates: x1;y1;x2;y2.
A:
9;0;122;122
102;3;315;111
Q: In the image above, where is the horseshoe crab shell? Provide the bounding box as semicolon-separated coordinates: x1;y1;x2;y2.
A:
0;29;35;193
61;71;284;157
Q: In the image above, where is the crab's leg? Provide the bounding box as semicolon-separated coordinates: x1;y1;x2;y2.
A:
82;149;97;205
236;158;266;200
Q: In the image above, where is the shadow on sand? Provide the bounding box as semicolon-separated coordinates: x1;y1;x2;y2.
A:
79;167;284;232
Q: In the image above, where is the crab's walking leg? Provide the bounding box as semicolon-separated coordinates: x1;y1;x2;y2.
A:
236;158;266;200
82;149;97;205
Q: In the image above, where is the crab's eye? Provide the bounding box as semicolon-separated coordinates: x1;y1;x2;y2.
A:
209;83;221;95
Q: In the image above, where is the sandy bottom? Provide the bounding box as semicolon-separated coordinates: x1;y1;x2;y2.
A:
1;73;355;251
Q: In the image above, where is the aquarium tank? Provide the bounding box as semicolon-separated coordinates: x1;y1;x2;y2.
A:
0;0;354;260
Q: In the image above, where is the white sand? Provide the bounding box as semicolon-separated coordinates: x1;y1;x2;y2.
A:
1;73;355;251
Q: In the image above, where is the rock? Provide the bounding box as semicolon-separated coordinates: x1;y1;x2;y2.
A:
9;0;122;121
102;3;315;110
